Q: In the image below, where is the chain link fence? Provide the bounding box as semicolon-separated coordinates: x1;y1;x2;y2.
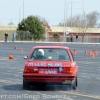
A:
47;37;100;43
0;25;100;43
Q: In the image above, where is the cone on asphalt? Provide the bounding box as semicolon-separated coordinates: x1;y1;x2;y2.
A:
94;44;97;46
56;51;59;55
0;43;2;46
9;55;14;59
90;50;93;56
20;48;23;52
74;49;76;55
91;52;95;58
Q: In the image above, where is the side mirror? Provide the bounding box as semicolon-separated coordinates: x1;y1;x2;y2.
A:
24;56;28;60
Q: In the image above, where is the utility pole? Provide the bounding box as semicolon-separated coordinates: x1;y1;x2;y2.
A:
23;0;24;21
64;0;66;41
71;0;73;27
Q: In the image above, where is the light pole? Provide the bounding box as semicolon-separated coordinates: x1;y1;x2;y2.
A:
64;1;85;40
23;0;24;21
19;6;22;23
19;6;34;23
63;0;66;41
71;0;73;27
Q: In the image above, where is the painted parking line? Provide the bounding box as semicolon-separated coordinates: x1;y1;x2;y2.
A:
59;91;100;99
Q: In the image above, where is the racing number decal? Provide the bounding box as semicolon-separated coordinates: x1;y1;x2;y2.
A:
45;69;57;74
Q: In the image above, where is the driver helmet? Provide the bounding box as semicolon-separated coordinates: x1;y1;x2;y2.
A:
36;49;44;56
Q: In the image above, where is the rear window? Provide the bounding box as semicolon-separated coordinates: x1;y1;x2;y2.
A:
30;48;70;61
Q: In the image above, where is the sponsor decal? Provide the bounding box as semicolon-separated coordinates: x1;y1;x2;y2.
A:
28;63;62;67
28;63;46;67
48;63;62;67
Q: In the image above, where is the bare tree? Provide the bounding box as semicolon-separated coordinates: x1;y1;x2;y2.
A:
41;19;52;41
64;14;87;42
60;11;100;42
86;11;100;28
41;19;52;31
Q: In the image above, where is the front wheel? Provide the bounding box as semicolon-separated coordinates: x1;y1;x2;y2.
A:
23;79;30;90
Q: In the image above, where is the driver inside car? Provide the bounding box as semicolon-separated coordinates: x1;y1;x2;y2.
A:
35;49;46;59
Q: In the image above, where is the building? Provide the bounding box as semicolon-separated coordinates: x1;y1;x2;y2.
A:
47;26;100;43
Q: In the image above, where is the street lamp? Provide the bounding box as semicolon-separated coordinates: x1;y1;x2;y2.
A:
19;6;34;23
23;0;24;21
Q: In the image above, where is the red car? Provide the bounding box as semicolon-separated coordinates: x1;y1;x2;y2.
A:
23;46;78;90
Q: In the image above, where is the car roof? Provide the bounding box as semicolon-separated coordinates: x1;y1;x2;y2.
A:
32;46;69;49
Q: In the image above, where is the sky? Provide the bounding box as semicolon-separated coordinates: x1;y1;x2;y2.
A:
0;0;100;26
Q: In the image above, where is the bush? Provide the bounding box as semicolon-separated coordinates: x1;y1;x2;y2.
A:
53;32;60;42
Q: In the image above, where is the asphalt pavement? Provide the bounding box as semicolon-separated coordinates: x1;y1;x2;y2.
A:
0;42;100;100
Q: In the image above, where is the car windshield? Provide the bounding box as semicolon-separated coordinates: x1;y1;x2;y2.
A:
30;48;70;61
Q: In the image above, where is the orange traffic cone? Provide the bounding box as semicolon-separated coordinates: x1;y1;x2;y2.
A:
91;52;95;58
9;55;14;59
90;50;93;56
94;44;96;46
0;43;2;46
74;49;76;55
85;50;88;54
56;51;59;55
20;48;23;52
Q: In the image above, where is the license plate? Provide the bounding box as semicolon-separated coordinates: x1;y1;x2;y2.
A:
39;68;58;74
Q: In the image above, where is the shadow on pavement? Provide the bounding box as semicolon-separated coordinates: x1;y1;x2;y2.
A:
2;84;71;91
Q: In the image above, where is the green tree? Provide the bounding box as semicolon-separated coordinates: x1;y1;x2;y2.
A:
17;15;45;41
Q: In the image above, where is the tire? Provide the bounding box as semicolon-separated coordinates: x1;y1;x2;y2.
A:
34;83;46;88
69;78;77;90
23;79;30;90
